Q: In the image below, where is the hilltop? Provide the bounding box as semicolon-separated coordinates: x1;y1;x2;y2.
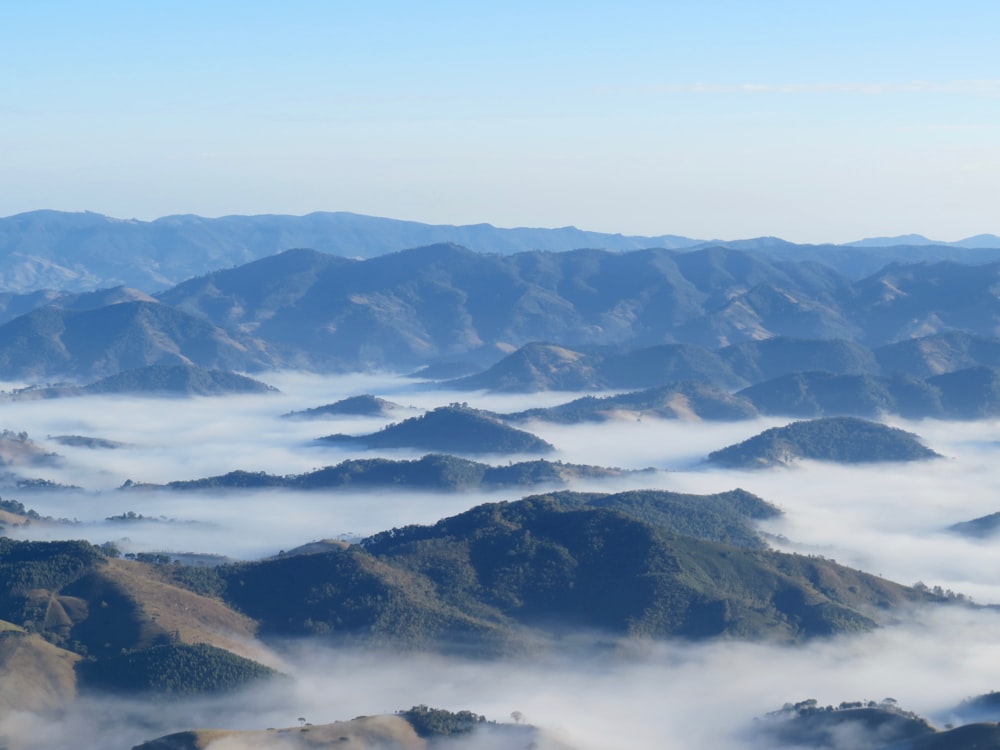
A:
707;417;941;468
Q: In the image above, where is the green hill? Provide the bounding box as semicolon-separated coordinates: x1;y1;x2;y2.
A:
707;417;941;468
320;405;554;455
356;497;930;642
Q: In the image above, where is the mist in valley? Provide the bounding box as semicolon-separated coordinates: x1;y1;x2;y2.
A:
3;372;1000;748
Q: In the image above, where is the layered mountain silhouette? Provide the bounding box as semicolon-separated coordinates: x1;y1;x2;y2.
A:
5;244;1000;376
5;210;1000;294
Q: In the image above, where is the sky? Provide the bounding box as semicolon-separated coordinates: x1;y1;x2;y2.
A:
2;1;999;243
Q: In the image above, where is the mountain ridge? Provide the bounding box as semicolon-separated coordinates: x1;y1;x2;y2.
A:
2;210;1000;294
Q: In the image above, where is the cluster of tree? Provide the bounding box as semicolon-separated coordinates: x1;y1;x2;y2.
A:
398;705;492;738
76;642;278;695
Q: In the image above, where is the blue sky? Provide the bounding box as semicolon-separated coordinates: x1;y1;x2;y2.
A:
2;1;998;242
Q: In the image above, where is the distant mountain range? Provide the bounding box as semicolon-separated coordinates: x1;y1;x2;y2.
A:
1;210;1000;294
3;239;1000;378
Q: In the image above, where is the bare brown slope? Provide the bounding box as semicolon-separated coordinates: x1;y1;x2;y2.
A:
0;627;79;717
99;559;277;666
133;715;426;750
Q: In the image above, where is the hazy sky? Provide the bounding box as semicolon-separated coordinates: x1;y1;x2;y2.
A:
3;1;999;243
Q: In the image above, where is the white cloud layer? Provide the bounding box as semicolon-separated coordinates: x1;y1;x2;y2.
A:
3;374;1000;747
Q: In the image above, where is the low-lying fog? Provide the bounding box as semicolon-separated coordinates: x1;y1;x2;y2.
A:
4;371;1000;748
7;607;1000;750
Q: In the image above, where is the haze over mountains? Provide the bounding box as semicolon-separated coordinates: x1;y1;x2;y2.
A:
3;210;1000;293
6;211;1000;748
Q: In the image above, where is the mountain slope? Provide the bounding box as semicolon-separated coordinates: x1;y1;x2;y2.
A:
0;301;274;380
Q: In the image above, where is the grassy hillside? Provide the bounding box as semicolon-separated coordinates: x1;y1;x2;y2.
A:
0;629;79;716
131;709;561;750
0;539;278;709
